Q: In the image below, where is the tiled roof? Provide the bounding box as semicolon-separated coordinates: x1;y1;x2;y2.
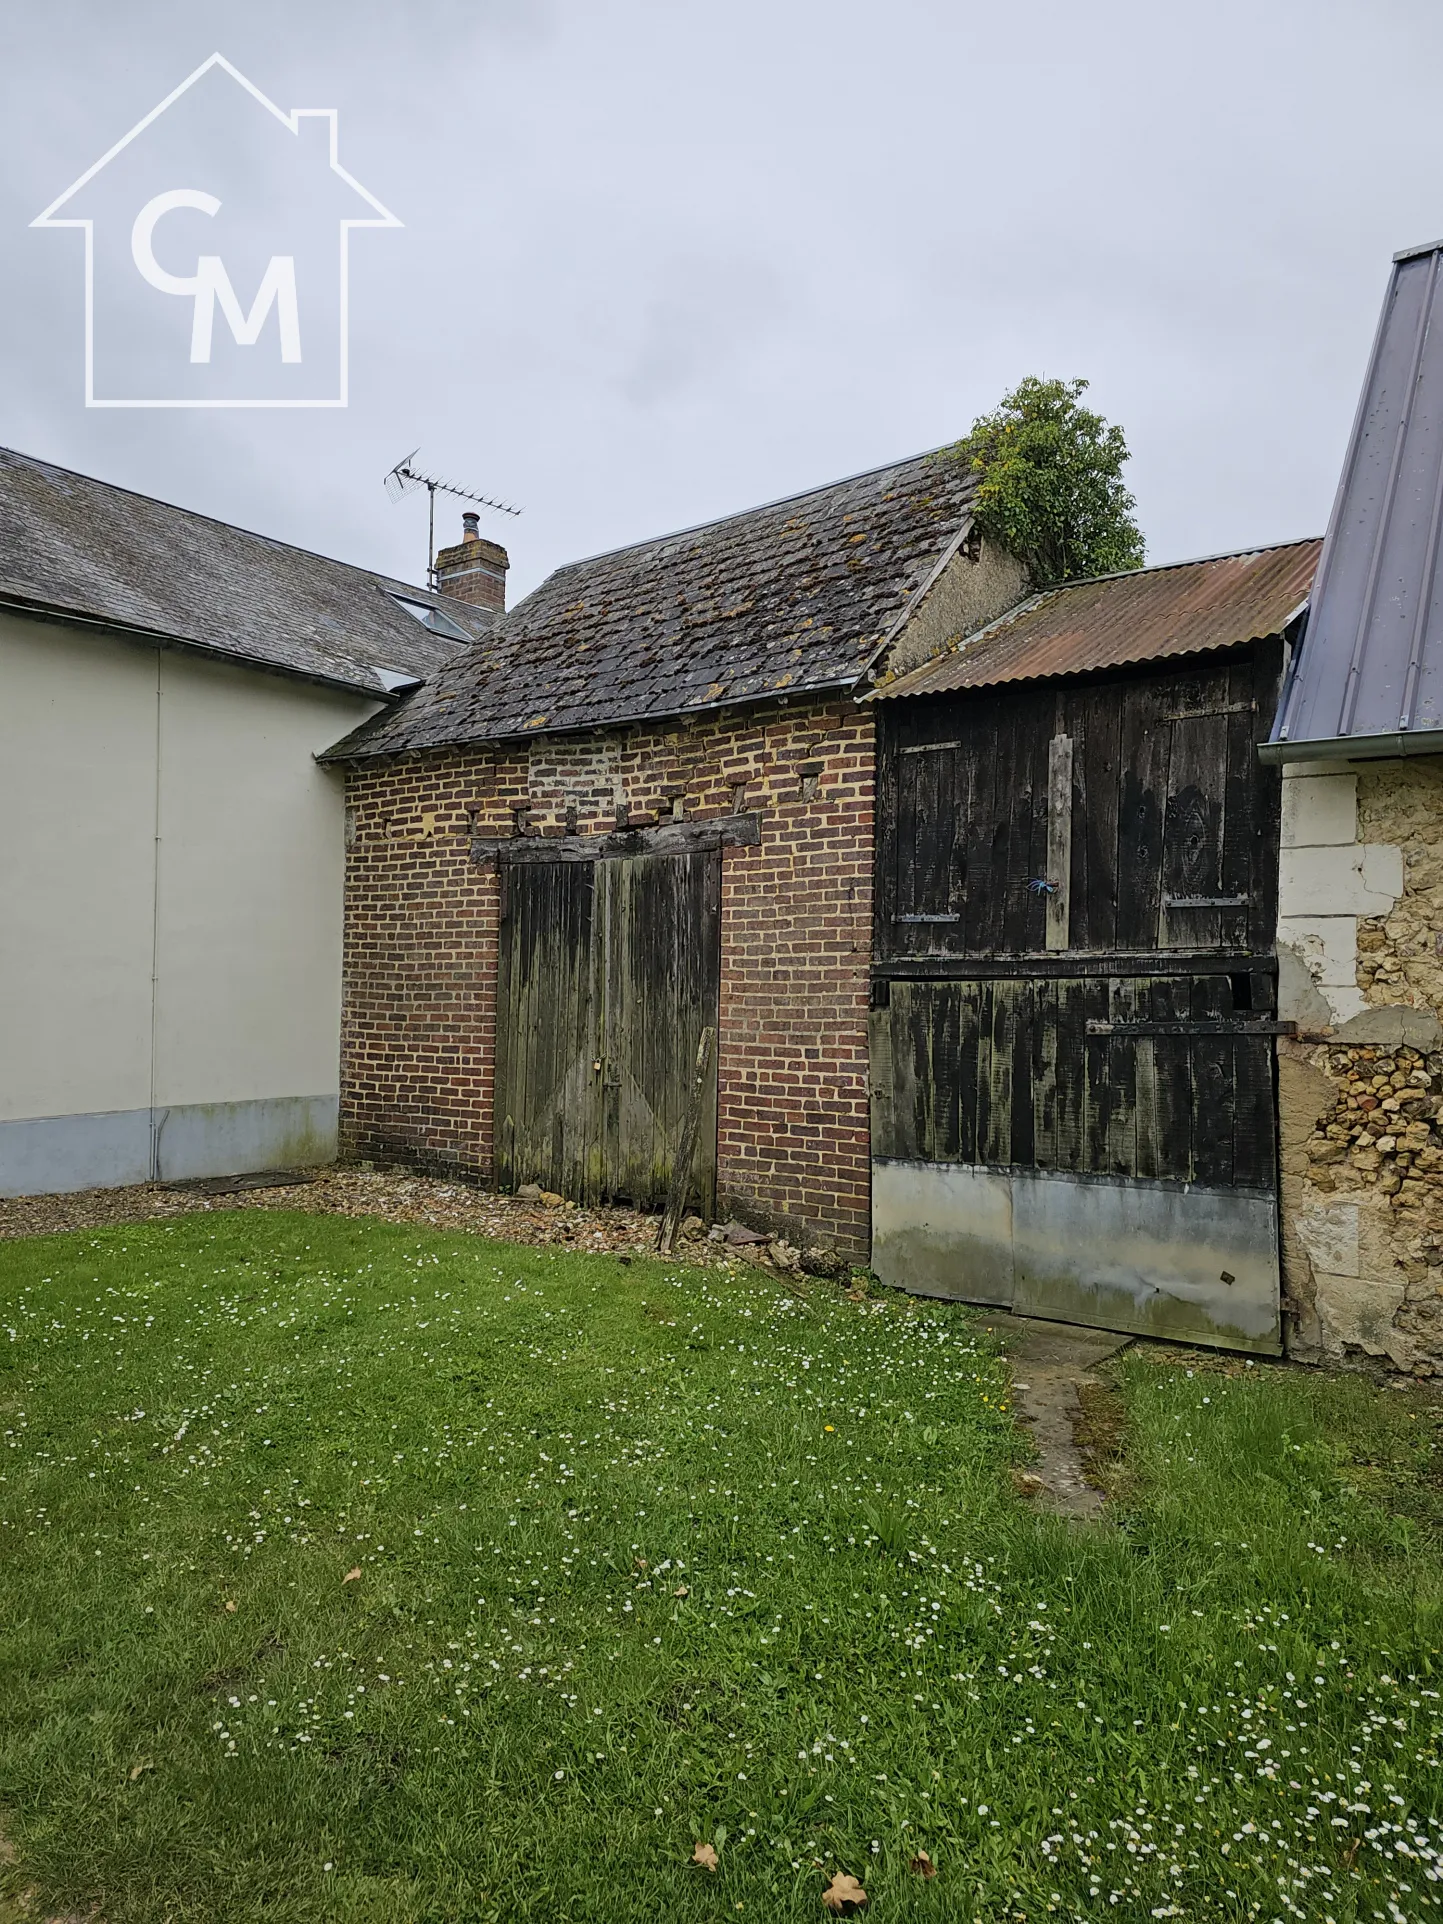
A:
0;446;486;699
1270;243;1443;759
871;538;1321;701
325;447;976;758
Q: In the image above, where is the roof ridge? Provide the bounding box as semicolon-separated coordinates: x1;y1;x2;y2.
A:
547;441;972;575
0;443;447;604
1021;533;1324;599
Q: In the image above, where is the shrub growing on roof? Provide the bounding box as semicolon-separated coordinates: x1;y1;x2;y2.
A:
953;375;1145;587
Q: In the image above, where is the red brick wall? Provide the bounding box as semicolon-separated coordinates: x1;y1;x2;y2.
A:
433;531;509;611
341;696;875;1254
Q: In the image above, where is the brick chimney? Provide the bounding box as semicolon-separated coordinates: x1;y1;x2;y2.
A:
434;512;509;612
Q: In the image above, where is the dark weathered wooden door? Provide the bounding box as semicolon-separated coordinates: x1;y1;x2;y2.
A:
871;649;1286;1354
495;849;720;1212
870;972;1282;1347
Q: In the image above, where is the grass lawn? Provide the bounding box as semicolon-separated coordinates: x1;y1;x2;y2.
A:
1;1212;1441;1923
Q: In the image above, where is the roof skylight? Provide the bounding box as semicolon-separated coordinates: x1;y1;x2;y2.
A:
388;593;472;642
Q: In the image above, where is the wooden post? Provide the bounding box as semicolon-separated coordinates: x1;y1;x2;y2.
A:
1045;734;1073;952
657;1025;717;1255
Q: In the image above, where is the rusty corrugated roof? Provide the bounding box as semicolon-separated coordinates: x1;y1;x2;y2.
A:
1269;244;1443;760
869;537;1321;701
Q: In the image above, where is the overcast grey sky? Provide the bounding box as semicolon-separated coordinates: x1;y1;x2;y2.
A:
1;0;1438;600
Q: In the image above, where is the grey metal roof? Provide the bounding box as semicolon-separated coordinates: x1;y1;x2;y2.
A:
871;538;1319;700
1268;243;1443;761
324;446;976;759
0;446;487;699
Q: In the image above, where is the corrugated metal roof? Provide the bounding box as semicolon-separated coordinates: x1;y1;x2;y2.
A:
869;538;1320;701
1269;243;1443;760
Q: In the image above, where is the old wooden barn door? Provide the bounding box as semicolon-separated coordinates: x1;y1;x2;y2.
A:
494;847;721;1213
871;650;1286;1354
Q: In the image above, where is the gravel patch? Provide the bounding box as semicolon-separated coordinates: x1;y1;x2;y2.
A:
0;1167;736;1266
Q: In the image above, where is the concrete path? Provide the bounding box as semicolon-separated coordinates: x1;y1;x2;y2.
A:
979;1311;1128;1519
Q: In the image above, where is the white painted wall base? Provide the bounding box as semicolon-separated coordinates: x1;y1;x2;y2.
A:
0;1095;338;1198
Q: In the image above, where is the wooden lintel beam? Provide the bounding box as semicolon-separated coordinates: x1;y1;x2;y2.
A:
472;812;762;865
870;952;1279;981
1085;1019;1296;1037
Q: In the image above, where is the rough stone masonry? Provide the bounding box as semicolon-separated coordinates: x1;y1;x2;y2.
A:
1279;756;1443;1376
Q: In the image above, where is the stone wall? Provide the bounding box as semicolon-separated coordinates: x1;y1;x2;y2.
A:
880;534;1029;678
1277;756;1443;1376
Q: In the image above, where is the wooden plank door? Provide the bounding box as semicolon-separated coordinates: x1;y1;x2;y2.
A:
870;972;1282;1352
598;849;721;1213
494;848;721;1214
494;858;600;1199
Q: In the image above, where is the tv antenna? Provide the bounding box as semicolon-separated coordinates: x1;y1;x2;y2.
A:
383;450;520;590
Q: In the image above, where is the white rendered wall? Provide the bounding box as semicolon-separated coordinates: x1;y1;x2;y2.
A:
152;652;362;1108
1277;763;1403;1026
0;610;379;1193
0;613;157;1123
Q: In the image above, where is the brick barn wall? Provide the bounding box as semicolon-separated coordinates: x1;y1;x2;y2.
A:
340;695;875;1253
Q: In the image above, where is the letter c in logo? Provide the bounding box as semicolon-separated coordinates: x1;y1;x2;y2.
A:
131;189;221;296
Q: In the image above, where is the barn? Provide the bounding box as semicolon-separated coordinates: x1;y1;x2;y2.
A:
866;540;1319;1350
326;447;1026;1254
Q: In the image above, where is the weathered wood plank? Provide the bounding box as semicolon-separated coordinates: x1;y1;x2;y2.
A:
657;1025;717;1252
890;730;921;953
1052;976;1089;1173
493;860;517;1191
1161;708;1228;949
1133;983;1162;1180
1045;733;1073;951
1031;974;1057;1169
1149;974;1195;1183
1219;659;1258;954
962;714;1000;956
583;860;607;1204
1115;680;1171;949
1190;973;1235;1186
1086;1019;1295;1036
495;857;598;1196
1248;639;1285;954
980;979;1016;1166
1229;951;1276;1191
1069;685;1121;953
1001;702;1042;952
956;978;981;1165
930;983;963;1162
603;850;722;1211
1007;978;1036;1167
1101;977;1139;1176
872;951;1275;980
874;716;900;954
868;1000;899;1161
882;983;924;1162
